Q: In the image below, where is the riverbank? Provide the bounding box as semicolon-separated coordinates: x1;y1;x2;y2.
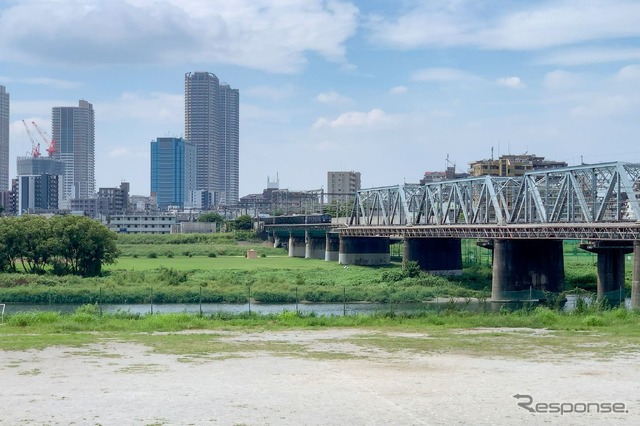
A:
0;256;490;304
1;327;638;425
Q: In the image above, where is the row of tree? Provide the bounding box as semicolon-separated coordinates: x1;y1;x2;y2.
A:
0;215;118;277
197;213;253;230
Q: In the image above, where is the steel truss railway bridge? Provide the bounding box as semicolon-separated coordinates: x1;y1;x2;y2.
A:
265;162;640;306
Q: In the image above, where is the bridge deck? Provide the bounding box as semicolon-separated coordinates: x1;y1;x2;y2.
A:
339;222;640;241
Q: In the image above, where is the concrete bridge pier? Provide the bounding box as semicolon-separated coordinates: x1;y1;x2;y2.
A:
325;234;340;262
580;241;633;306
288;235;306;258
632;241;640;309
305;234;326;259
491;239;564;302
272;236;282;248
403;238;462;275
339;236;390;266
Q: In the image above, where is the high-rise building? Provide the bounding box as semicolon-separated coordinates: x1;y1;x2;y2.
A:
51;100;95;203
184;72;239;206
16;156;65;215
150;137;196;210
327;171;361;204
218;84;240;205
0;85;9;191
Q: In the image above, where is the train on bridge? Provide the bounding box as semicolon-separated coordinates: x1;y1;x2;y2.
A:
260;214;332;225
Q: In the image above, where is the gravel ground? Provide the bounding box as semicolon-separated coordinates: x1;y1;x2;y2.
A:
1;328;638;425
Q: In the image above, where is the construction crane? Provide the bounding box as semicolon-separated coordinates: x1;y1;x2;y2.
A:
31;121;57;157
21;119;41;158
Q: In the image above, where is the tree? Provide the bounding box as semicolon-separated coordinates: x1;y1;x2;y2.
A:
197;212;225;231
16;215;54;274
0;217;21;272
198;212;224;223
233;214;253;231
49;215;119;277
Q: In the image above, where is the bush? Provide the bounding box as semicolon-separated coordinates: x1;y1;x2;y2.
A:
147;252;158;259
533;307;559;325
584;315;605;326
158;267;188;286
402;260;421;278
75;304;100;315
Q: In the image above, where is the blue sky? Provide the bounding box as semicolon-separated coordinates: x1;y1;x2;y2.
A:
1;0;639;196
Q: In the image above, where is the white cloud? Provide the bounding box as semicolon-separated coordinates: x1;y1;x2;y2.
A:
0;0;359;73
367;1;640;53
614;64;640;81
570;95;636;118
96;91;183;124
411;68;481;83
496;76;525;89
244;85;296;101
0;76;82;90
389;86;408;95
108;147;133;158
19;77;83;90
543;70;582;90
315;91;351;105
537;47;640;66
313;108;391;129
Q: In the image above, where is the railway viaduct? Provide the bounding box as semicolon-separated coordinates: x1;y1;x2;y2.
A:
264;162;640;306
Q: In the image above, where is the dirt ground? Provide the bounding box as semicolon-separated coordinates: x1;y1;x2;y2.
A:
1;328;638;425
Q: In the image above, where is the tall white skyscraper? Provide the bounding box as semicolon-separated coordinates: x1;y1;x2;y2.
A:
184;72;239;206
0;85;9;190
218;84;240;205
52;100;95;203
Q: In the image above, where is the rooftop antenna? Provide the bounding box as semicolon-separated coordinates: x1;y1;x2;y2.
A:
445;153;455;170
491;146;494;160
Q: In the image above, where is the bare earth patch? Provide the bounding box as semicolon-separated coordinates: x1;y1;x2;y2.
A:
1;328;639;425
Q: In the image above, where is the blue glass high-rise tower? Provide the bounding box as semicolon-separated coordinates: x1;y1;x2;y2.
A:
150;137;195;209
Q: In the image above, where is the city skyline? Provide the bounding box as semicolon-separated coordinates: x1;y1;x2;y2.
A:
1;1;639;197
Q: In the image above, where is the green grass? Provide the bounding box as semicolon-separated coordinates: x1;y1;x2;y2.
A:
2;306;640;359
106;255;339;271
0;237;634;305
0;252;488;304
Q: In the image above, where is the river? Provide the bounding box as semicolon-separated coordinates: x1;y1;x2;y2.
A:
1;295;632;317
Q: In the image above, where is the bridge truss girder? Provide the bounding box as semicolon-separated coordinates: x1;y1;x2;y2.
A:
511;162;640;223
349;162;640;226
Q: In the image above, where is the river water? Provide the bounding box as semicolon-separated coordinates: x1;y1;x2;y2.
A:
1;300;480;316
1;295;631;317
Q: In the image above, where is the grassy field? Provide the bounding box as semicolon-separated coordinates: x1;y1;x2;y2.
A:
0;254;487;304
107;254;337;271
0;236;633;305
